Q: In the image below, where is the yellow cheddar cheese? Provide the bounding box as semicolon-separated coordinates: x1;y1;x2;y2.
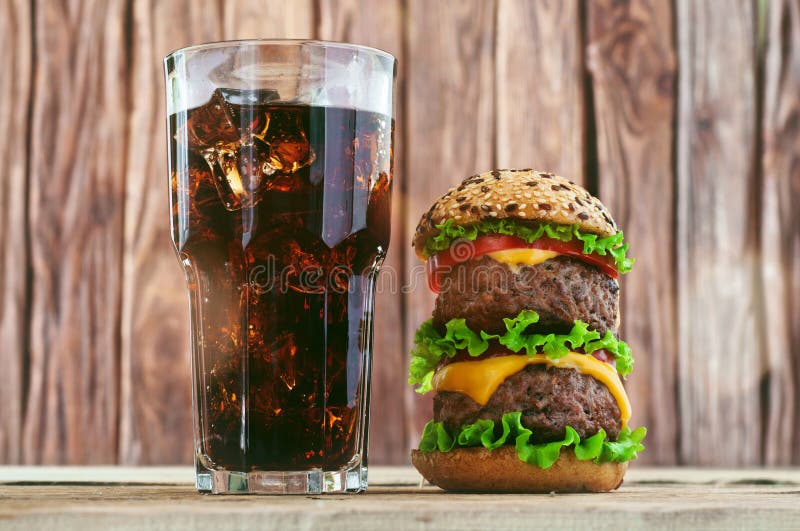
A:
431;353;631;428
486;249;559;270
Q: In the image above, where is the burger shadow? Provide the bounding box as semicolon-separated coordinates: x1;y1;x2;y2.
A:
363;485;587;496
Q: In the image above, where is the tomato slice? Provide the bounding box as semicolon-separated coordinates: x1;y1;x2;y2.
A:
589;348;616;366
426;234;618;293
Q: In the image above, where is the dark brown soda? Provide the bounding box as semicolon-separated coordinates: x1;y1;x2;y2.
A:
169;89;392;471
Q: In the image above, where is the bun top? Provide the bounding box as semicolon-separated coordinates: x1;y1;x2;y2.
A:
412;169;619;257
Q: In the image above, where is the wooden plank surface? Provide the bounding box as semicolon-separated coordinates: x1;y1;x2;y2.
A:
2;0;800;469
222;0;313;40
0;0;31;465
24;0;128;464
118;0;223;465
317;0;407;465
587;0;677;464
5;464;800;486
760;0;800;465
403;0;497;448
1;467;799;530
495;0;585;181
675;0;761;465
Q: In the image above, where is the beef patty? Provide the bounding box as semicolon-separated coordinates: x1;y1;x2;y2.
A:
433;365;621;443
433;255;619;335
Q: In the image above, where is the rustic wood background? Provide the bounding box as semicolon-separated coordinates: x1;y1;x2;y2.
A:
0;0;798;466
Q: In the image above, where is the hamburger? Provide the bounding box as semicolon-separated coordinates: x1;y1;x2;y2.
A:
408;169;646;493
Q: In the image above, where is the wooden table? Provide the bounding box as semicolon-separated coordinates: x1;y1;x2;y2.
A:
1;466;799;529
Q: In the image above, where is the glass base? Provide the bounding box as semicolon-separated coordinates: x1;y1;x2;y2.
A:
196;465;368;494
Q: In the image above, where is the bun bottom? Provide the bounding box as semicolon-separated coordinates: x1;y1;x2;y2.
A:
412;446;627;493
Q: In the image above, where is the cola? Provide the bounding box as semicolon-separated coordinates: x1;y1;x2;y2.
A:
169;89;393;471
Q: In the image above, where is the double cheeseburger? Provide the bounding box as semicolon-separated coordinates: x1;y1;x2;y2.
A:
409;169;646;493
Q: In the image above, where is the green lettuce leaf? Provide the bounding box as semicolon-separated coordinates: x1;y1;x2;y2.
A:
597;426;647;463
417;412;646;469
408;310;634;393
423;218;634;274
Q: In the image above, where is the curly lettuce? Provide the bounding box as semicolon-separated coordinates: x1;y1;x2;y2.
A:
408;310;633;393
419;412;646;469
423;218;634;274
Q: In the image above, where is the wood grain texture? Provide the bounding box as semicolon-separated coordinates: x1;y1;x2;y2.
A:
760;0;800;465
587;0;677;464
118;0;222;465
317;0;407;464
24;0;127;464
4;0;800;468
0;0;31;464
403;0;497;450
222;0;313;40
495;0;584;182
676;0;761;465
2;467;800;530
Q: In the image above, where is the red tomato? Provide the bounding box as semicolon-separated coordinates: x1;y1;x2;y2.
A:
589;349;616;366
426;235;618;292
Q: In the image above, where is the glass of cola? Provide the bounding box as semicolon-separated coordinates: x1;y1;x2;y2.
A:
164;41;395;494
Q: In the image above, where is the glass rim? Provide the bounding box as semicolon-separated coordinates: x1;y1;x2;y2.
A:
164;38;396;64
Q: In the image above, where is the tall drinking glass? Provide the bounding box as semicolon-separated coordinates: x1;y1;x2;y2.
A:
165;41;395;494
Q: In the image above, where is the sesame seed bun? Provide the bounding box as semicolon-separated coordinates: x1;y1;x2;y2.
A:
413;169;618;259
411;446;627;493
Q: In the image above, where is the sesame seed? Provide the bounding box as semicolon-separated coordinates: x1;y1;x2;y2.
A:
519;211;527;217
489;211;498;217
454;215;462;220
456;196;466;202
578;212;589;220
523;192;532;199
505;203;518;212
527;182;537;187
481;204;491;212
551;185;561;191
519;204;527;209
568;203;575;212
481;186;490;193
538;203;552;211
459;204;470;211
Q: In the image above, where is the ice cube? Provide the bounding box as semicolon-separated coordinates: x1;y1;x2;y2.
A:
217;87;280;106
260;110;316;173
207;138;272;211
184;90;239;150
218;88;279;140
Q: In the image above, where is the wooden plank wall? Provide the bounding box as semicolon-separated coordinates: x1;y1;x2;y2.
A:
587;0;678;464
1;0;798;466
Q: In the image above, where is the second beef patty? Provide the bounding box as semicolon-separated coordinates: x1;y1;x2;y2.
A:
433;364;622;443
433;255;619;335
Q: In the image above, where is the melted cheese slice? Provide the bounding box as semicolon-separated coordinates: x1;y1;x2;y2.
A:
432;353;631;428
486;249;559;270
